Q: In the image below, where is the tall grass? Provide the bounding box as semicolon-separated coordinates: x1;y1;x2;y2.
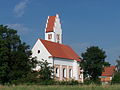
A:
0;85;120;90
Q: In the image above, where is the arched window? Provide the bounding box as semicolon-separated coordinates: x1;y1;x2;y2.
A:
69;69;72;78
57;34;60;43
55;68;59;77
57;34;60;40
63;68;66;78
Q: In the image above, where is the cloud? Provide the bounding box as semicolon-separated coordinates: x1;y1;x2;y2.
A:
6;24;30;35
14;0;30;17
6;23;39;48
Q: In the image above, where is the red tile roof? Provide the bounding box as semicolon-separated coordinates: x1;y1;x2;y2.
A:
39;39;80;61
46;16;56;33
101;66;116;77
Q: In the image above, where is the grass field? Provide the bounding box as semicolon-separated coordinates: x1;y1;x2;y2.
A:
0;85;120;90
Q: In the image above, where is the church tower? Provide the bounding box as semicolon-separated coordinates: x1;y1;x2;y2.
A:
45;14;62;44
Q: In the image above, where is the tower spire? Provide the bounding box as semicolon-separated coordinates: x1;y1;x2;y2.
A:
45;14;62;43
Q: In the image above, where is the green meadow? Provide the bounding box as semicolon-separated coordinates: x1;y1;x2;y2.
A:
0;85;120;90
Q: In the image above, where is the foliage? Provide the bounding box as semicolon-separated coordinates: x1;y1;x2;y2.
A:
81;46;107;81
20;59;54;85
2;85;120;90
112;72;120;84
0;25;37;84
57;80;79;85
12;79;80;85
38;59;53;80
103;61;110;67
84;79;101;85
116;56;120;72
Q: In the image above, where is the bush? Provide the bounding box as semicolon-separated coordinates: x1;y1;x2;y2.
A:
112;72;120;84
84;79;101;85
54;80;80;85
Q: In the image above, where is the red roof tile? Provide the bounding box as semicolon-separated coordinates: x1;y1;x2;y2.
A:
46;16;56;33
39;39;80;61
102;66;116;77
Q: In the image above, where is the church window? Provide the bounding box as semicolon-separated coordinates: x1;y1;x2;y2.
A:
63;68;66;78
38;50;40;54
48;34;52;39
79;74;82;79
69;69;72;78
57;34;60;40
55;67;59;77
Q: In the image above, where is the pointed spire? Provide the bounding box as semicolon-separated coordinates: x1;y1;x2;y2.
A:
45;15;56;33
45;14;62;43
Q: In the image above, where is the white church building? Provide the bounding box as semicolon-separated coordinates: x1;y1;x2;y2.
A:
32;14;83;82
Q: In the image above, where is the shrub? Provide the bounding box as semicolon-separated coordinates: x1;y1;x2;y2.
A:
54;80;80;85
84;79;101;85
112;72;120;84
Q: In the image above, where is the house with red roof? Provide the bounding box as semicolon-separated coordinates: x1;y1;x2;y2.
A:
100;66;117;84
32;14;83;82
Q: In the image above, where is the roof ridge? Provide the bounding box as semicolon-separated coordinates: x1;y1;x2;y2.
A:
39;39;80;61
39;38;68;46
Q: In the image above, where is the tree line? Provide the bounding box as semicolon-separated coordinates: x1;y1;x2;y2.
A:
0;25;120;85
0;25;53;84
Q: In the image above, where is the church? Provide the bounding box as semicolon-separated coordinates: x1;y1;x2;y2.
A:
32;14;83;82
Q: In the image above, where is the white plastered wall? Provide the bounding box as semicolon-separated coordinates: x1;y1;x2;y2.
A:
54;58;79;80
45;32;55;42
32;39;53;70
54;14;62;43
73;60;79;80
45;14;62;44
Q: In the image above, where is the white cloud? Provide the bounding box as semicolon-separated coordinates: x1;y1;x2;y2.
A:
6;23;39;47
6;24;30;35
14;0;30;17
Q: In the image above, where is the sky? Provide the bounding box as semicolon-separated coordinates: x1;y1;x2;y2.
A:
0;0;120;65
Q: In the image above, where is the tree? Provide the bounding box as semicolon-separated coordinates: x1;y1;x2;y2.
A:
81;46;108;81
103;61;110;67
112;72;120;84
0;25;37;84
116;56;120;72
38;59;53;80
111;58;120;84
